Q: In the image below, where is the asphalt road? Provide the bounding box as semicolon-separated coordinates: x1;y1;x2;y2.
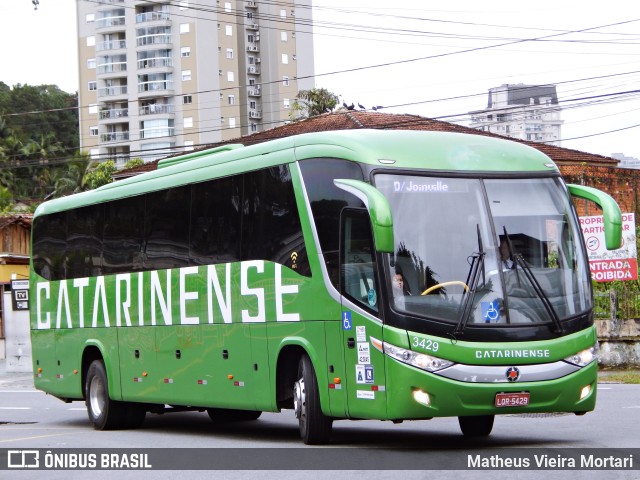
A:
1;366;638;480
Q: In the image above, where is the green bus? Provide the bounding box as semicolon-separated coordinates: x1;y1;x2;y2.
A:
30;129;622;444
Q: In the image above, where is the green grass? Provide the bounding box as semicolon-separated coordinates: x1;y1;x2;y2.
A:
598;369;640;384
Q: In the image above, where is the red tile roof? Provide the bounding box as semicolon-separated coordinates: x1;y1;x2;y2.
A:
116;111;618;178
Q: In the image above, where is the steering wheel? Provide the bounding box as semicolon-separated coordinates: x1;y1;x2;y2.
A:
421;281;469;296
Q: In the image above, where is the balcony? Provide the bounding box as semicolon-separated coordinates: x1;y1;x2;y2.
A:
139;104;174;115
137;57;172;69
246;23;259;30
97;85;128;97
136;12;170;23
248;87;261;97
140;127;175;139
247;45;259;53
100;131;130;143
97;62;127;75
96;39;127;52
246;1;257;8
138;81;174;94
136;34;172;47
99;108;129;119
96;16;126;29
249;110;262;119
247;66;260;75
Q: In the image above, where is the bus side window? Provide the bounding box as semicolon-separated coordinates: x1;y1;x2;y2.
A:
241;166;310;275
340;209;379;314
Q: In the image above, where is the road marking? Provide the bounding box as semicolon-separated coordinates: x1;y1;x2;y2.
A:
0;432;82;444
1;390;40;393
68;408;86;411
0;407;31;410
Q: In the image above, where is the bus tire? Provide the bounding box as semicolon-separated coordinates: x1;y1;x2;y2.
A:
458;415;494;437
85;360;128;430
207;408;262;422
294;354;332;444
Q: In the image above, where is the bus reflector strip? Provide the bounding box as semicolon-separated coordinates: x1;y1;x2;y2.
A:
56;374;64;379
197;380;208;385
164;378;174;384
233;381;245;387
134;377;143;383
329;383;342;389
372;385;385;391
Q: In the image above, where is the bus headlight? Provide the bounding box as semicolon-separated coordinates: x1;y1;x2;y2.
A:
564;346;597;367
370;337;454;372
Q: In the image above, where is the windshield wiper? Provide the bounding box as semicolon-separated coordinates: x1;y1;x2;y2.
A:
452;225;485;337
503;227;564;334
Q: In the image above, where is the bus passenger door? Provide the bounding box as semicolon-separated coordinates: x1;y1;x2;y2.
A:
339;209;387;419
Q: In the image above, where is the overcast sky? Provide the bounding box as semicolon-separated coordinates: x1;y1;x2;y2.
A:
1;0;639;159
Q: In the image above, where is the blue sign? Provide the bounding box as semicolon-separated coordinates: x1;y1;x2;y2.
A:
481;300;500;323
342;311;352;330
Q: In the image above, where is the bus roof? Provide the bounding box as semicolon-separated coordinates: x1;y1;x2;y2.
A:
35;130;558;217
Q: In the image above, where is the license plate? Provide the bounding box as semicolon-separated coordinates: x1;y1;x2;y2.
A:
495;392;530;407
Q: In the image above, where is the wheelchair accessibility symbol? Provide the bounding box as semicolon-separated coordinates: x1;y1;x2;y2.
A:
481;300;500;323
342;311;353;330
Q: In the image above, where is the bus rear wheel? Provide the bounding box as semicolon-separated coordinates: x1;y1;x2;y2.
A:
86;360;145;430
293;354;332;444
458;415;494;437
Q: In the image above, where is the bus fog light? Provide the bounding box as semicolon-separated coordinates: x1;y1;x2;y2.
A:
579;385;591;400
412;389;431;406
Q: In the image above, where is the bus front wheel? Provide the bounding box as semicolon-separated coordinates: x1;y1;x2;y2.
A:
293;355;332;444
458;415;494;437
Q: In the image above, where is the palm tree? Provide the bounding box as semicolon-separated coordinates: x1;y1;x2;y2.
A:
53;153;95;197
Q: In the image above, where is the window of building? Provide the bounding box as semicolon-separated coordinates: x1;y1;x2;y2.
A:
226;48;234;59
251;123;258;132
180;23;190;34
281;31;288;42
284;98;290;109
182;70;192;81
282;76;289;86
184;141;194;151
184;117;193;128
280;9;286;18
282;54;288;64
87;58;96;69
229;117;236;128
247;12;253;20
249;100;257;109
90;126;98;136
88;81;97;91
181;47;191;57
227;71;234;82
86;13;95;23
89;104;98;114
248;34;255;43
224;2;231;12
228;95;236;105
225;25;233;36
183;95;193;104
179;1;189;9
87;36;95;47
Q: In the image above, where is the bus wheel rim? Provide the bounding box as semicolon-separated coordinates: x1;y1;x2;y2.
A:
293;378;305;420
89;376;105;418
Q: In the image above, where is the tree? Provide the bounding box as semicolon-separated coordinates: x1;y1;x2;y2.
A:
290;88;339;121
84;161;117;191
53;153;95;197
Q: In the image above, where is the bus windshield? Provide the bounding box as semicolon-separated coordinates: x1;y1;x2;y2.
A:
374;174;591;328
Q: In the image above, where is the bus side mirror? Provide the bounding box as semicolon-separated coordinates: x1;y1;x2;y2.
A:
334;179;394;253
567;184;622;250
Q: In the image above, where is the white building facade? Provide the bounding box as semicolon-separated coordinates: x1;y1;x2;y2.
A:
469;84;563;146
76;0;314;165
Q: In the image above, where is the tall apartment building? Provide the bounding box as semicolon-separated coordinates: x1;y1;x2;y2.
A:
469;84;563;146
77;0;314;165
